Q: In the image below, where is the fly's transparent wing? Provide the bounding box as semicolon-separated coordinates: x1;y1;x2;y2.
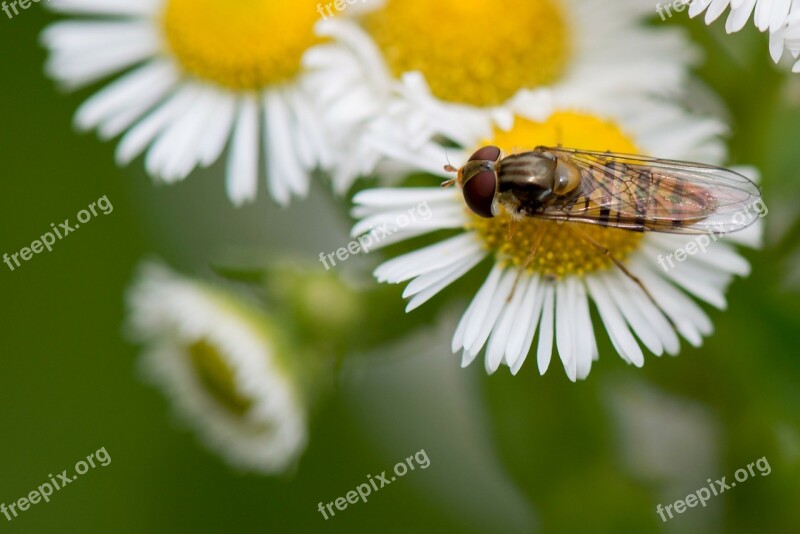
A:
536;147;762;235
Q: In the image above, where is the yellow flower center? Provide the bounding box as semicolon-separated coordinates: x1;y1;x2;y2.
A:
467;112;645;279
162;0;323;90
363;0;570;107
189;340;254;416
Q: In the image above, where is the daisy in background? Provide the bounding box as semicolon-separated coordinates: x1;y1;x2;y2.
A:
126;261;308;473
677;0;796;32
351;101;763;381
304;0;700;192
42;0;336;206
676;0;800;72
771;11;800;70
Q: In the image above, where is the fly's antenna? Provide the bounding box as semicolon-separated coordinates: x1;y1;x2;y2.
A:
443;149;457;173
442;149;458;187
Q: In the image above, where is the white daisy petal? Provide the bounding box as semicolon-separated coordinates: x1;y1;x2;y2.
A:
504;275;542;370
49;0;160;16
404;252;485;312
265;90;309;203
629;259;714;347
452;265;503;353
44;22;160;89
536;285;556;376
601;271;664;357
227;95;260;206
464;269;517;356
585;276;644;368
375;233;483;283
555;279;578;381
74;60;175;131
198;89;237;168
116;85;198;165
485;274;532;374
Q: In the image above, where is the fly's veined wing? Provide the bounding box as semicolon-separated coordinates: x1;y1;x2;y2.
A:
536;147;762;235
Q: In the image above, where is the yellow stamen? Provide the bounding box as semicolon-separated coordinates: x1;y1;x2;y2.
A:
189;339;254;416
363;0;569;107
162;0;323;90
468;112;645;279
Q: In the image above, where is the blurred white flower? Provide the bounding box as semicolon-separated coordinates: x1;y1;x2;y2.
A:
304;0;700;192
679;0;800;72
126;262;307;473
680;0;796;33
771;11;800;71
42;0;334;206
350;99;763;380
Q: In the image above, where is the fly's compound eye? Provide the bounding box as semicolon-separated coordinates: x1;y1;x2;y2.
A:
463;170;497;218
468;145;501;162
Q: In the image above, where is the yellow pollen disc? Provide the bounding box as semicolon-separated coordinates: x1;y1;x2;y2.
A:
363;0;570;107
189;340;254;416
467;112;645;279
162;0;323;90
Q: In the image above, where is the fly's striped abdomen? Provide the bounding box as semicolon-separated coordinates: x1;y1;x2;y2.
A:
552;161;717;231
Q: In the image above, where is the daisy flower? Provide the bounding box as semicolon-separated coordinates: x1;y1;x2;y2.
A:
126;262;307;473
304;0;699;192
770;12;800;71
41;0;335;206
677;0;796;33
677;0;800;72
350;104;764;380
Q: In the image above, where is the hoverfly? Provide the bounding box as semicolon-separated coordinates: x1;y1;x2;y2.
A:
442;145;762;305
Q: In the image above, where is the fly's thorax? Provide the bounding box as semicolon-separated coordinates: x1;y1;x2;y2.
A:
496;151;557;215
497;152;556;192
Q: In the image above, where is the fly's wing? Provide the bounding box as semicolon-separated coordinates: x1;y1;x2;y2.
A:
535;147;762;235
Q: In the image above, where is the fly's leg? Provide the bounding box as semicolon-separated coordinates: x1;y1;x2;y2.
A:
505;218;517;241
574;226;677;329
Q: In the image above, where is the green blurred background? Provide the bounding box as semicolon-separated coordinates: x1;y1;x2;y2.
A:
1;7;799;534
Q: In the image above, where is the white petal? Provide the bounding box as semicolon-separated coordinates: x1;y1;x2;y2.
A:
509;278;546;375
375;233;482;283
404;252;484;312
226;95;260;206
536;284;556;375
116;84;197;165
555;280;578;381
485;274;532;374
452;265;503;362
198;90;237;167
465;269;517;356
74;60;175;131
585;276;644;368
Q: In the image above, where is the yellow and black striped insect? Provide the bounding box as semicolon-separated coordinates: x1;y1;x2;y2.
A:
443;145;761;234
443;145;762;305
